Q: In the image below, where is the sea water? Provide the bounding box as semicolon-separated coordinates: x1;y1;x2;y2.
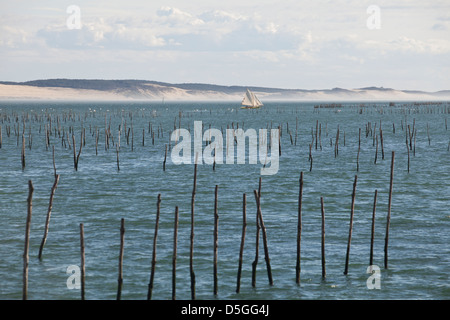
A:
0;100;448;300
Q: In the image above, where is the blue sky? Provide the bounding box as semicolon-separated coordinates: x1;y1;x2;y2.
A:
1;0;449;91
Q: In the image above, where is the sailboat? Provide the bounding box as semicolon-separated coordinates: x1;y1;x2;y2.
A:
241;89;263;109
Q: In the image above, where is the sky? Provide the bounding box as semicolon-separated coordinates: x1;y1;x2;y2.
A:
0;0;449;91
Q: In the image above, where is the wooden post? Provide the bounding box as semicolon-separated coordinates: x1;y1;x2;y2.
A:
80;223;85;300
296;172;303;284
148;194;161;300
406;141;410;173
251;196;261;288
213;185;219;296
344;175;358;275
116;144;120;171
23;180;34;300
38;174;60;260
172;206;179;300
21;134;26;170
321;197;326;279
374;135;378;164
384;151;395;269
163;144;167;171
72;132;83;171
357;128;361;172
370;190;378;266
52;145;57;177
95;129;99;156
334;126;340;158
253;189;273;286
315;120;318;150
117;218;125;300
190;158;197;299
236;193;247;293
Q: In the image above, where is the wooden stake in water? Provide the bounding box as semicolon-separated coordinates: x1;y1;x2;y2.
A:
190;157;198;299
370;190;378;266
163;144;167;171
213;185;219;296
172;206;179;300
23;180;34;300
236;193;247;293
21;134;26;170
38;174;60;260
253;189;273;286
148;194;161;300
116;144;120;171
321;197;326;279
384;151;395;269
52;145;57;177
251;180;262;288
296;172;303;284
80;223;85;300
117;218;125;300
344;175;358;275
357;128;361;172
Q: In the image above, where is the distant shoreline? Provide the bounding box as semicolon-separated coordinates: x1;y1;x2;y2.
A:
1;79;449;101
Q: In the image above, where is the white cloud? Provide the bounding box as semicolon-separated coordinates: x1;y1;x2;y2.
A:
0;1;449;90
157;6;205;26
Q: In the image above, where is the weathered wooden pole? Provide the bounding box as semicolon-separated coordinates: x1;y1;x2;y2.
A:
251;192;261;287
374;135;378;164
163;144;167;171
384;151;395;269
370;190;378;266
406;141;410;173
21;134;26;170
172;206;179;300
38;174;60;260
80;223;85;300
190;158;198;299
253;189;273;286
334;125;340;158
72;131;83;171
116;144;120;171
321;197;326;279
52;145;57;177
296;172;303;284
344;175;358;275
117;218;125;300
23;180;34;300
213;185;219;296
357;128;361;172
236;193;247;293
148;194;161;300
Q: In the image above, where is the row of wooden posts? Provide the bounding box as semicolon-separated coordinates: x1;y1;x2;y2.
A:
2;104;446;177
10;115;428;177
21;151;395;300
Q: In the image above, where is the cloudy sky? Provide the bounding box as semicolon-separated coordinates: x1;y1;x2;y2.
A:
1;0;449;91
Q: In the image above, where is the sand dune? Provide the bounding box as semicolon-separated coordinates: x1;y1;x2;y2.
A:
0;80;449;101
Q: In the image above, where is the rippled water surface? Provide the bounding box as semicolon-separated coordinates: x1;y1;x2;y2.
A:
0;100;449;300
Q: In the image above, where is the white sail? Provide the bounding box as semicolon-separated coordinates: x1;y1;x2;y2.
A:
241;89;263;108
